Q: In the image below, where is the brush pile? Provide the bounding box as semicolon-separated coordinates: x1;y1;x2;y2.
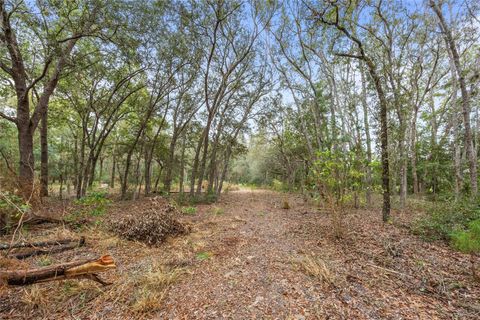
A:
109;199;188;245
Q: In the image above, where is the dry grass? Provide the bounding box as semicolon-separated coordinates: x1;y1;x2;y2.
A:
298;255;335;286
131;263;183;312
22;285;48;311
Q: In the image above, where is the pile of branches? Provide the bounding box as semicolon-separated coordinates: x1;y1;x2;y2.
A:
109;204;188;245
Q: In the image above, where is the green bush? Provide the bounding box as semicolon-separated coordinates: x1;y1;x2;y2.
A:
67;192;112;228
412;200;480;241
451;219;480;254
450;219;480;279
181;206;196;215
271;179;286;192
74;191;111;216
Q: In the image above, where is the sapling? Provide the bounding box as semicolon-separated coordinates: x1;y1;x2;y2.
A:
451;219;480;281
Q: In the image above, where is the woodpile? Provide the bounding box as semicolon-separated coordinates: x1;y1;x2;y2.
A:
109;208;188;245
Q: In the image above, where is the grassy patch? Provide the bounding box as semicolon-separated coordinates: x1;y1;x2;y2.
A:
131;264;183;313
181;206;197;215
196;251;213;261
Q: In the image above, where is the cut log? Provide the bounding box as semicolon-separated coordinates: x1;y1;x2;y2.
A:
0;255;116;286
12;237;86;259
0;237;83;250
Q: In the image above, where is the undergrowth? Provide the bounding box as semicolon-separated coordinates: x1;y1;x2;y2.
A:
174;192;218;205
66;191;111;229
412;198;480;242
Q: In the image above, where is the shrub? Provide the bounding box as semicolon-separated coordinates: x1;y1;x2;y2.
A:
272;179;286;192
66;192;112;229
412;200;480;241
450;219;480;280
181;206;196;215
74;191;111;216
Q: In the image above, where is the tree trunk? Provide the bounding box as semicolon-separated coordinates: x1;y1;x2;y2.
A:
179;134;186;194
40;111;48;197
17;110;35;198
196;116;214;195
360;62;373;206
431;0;477;197
110;153;116;189
163;135;178;193
411;105;419;194
190;133;204;196
399;126;407;209
449;54;463;200
366;58;391;221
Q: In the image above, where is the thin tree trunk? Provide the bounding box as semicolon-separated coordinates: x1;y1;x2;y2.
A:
179;134;186;194
110;153;116;189
40;111;48;197
360;62;372;206
431;0;477;197
196;116;214;195
411;105;419;194
163;135;178;193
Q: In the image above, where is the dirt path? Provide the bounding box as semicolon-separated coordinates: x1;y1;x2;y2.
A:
158;189;480;319
161;189;316;319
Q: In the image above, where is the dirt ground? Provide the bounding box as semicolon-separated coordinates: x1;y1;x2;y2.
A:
1;189;479;319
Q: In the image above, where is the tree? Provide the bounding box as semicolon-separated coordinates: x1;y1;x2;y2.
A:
0;0;118;198
430;0;478;198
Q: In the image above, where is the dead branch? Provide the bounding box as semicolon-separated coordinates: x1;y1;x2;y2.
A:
0;255;116;286
0;237;84;250
10;237;86;259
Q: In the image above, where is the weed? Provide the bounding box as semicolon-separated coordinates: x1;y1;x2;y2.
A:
196;251;212;260
298;255;335;285
22;285;47;310
181;206;197;215
210;206;224;215
37;255;52;267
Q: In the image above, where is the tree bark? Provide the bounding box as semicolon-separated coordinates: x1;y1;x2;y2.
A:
163;134;178;193
360;62;373;206
40;111;48;197
0;255;115;286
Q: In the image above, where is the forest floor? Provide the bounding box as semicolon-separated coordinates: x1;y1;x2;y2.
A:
1;188;479;319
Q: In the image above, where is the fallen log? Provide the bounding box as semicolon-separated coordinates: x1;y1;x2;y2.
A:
12;237;86;259
0;255;116;286
0;237;83;250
